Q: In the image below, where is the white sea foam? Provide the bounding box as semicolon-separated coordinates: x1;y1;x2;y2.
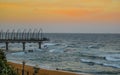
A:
49;49;63;53
49;49;56;52
11;52;25;56
105;54;120;62
0;44;5;47
80;59;91;63
43;43;56;46
103;63;120;68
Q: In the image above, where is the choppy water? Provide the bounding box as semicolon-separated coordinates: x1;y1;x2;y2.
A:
1;33;120;75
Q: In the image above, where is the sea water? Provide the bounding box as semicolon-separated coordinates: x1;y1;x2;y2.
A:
2;33;120;75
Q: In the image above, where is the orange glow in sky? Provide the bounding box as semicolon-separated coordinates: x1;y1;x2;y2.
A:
0;0;120;33
0;0;120;22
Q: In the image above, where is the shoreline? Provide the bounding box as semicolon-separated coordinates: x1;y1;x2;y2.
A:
7;61;91;75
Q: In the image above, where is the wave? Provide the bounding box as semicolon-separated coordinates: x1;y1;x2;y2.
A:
105;54;120;62
103;63;120;68
42;43;67;48
79;52;120;63
80;58;120;68
49;49;63;53
87;44;104;49
43;43;56;46
79;53;106;60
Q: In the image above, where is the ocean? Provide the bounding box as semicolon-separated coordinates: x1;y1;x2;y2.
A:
1;33;120;75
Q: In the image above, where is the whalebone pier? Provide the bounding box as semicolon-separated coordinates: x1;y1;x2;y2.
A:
0;29;49;51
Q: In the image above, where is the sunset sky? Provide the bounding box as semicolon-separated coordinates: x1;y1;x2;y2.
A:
0;0;120;33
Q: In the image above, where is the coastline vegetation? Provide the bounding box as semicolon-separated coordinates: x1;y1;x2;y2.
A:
0;49;17;75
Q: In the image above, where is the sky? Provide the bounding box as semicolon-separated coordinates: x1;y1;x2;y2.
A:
0;0;120;33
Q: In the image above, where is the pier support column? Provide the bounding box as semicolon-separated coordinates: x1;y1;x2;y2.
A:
22;42;26;51
38;42;42;49
6;42;9;51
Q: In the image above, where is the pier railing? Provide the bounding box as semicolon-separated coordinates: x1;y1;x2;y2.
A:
0;29;43;41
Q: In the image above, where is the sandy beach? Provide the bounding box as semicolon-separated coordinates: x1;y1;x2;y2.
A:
8;61;91;75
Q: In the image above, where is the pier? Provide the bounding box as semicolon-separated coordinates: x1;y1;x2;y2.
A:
0;29;49;51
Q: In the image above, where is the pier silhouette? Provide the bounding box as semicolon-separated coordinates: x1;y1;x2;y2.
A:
0;29;49;51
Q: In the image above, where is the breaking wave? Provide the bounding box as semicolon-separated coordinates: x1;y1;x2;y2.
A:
105;54;120;62
80;58;120;68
